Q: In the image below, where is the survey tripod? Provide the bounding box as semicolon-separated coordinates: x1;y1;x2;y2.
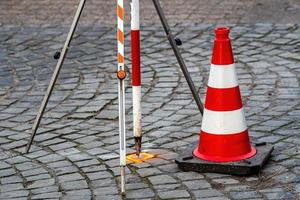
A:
24;0;204;195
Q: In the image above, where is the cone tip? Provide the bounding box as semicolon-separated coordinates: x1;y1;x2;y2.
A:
215;27;230;39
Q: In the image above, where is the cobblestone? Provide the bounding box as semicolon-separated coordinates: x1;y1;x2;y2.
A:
158;190;190;199
192;189;224;198
148;174;177;185
126;188;155;199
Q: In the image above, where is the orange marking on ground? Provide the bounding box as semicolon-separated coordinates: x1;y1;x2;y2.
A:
126;152;156;164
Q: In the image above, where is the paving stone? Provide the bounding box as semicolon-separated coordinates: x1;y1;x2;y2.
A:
0;168;16;177
15;162;40;171
1;140;27;150
183;179;211;190
126;188;155;199
262;191;297;200
60;180;89;190
90;178;115;188
295;184;300;195
175;172;205;181
62;196;92;200
58;173;84;182
272;172;300;184
230;191;263;199
148;175;177;185
31;192;62;199
200;197;231;200
192;189;224;198
86;171;113;180
81;141;103;149
81;165;106;173
94;195;121;200
98;153;119;161
27;179;55;189
0;190;29;198
31;186;59;194
136;168;162;178
54;166;78;176
0;183;24;192
47;160;72;169
37;154;65;163
49;142;77;151
25;150;49;159
1;175;23;184
126;182;149;190
75;159;100;167
158;190;190;199
67;153;93;161
64;189;92;196
213;178;240;185
93;187;119;196
152;183;181;191
224;185;250;192
26;173;51;181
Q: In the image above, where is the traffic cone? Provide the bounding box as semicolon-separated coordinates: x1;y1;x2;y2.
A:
175;27;273;175
193;27;256;162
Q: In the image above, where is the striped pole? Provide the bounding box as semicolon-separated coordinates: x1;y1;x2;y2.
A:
117;0;126;195
131;0;142;156
194;27;256;162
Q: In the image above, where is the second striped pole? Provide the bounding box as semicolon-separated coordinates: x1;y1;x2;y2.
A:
131;0;142;156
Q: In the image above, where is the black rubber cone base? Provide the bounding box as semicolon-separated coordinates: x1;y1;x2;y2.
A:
175;143;273;175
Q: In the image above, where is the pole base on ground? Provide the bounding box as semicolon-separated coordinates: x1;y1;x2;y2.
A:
175;143;273;175
120;166;126;195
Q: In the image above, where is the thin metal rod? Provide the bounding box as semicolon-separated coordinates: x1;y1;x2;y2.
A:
25;0;87;153
152;0;204;115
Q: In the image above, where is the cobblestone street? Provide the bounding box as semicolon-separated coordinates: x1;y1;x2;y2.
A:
0;0;300;200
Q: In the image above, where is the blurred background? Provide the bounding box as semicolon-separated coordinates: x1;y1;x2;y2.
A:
1;0;300;25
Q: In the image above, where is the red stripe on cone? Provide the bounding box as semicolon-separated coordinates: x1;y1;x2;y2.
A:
205;86;242;111
131;30;141;86
194;130;256;162
194;27;256;163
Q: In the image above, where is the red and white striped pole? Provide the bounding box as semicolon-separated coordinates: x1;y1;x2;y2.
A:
131;0;142;156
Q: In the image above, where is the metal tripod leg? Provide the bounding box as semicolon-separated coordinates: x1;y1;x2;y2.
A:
152;0;204;115
25;0;87;153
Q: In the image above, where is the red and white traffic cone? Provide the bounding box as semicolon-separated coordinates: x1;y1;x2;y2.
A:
193;27;256;162
176;27;273;175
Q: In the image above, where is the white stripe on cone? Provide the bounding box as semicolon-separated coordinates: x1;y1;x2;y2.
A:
201;108;247;134
132;86;142;137
208;64;238;88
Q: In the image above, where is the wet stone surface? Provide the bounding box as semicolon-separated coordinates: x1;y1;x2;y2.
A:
0;23;299;200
